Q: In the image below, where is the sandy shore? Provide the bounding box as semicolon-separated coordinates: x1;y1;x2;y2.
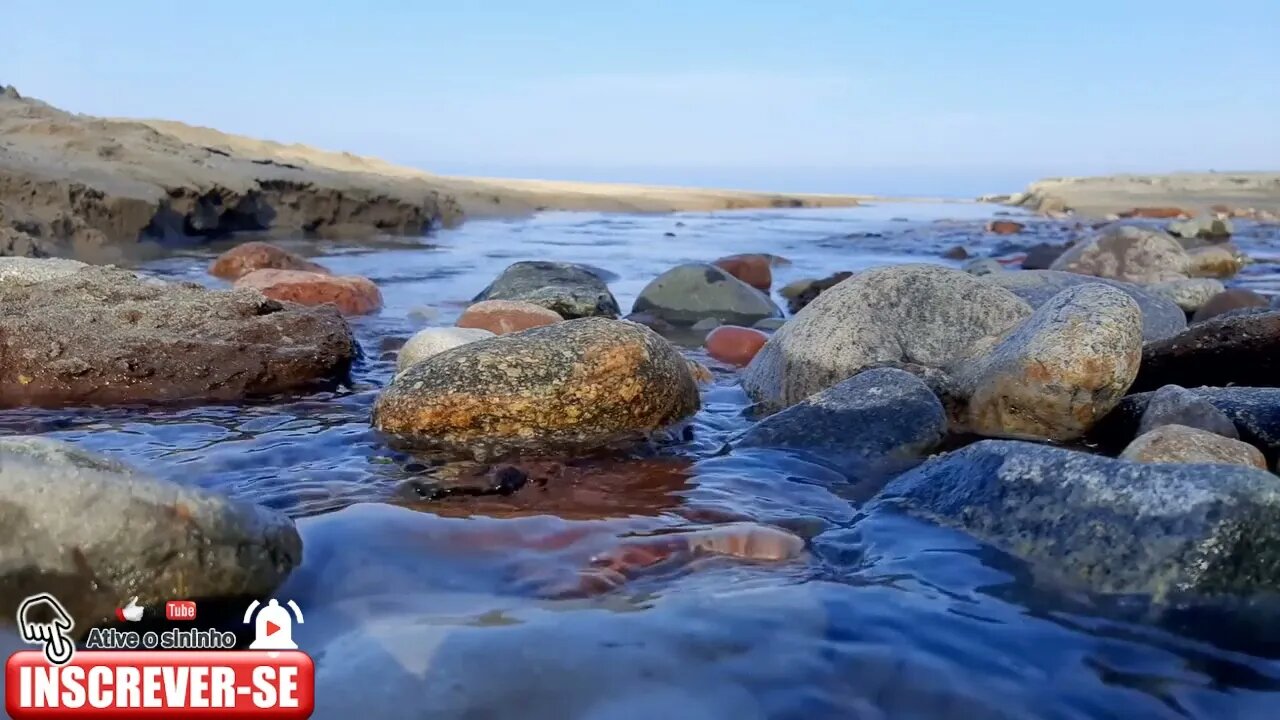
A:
1011;173;1280;218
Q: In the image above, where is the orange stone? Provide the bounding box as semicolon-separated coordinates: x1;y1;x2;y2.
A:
457;300;563;335
705;325;769;367
1118;207;1192;219
712;254;772;291
209;241;330;280
235;269;382;315
986;220;1025;235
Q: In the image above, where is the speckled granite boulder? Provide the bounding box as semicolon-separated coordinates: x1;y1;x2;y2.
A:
474;261;619;319
981;269;1185;342
633;263;781;327
1049;225;1190;283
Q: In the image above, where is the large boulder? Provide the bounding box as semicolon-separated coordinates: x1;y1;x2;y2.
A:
1121;424;1266;469
872;440;1280;596
0;437;301;631
373;318;699;459
954;284;1142;442
632;263;781;327
0;265;355;406
743;265;1032;410
734;368;946;478
1048;225;1190;283
208;241;329;280
473;261;619;319
1133;311;1280;392
981;269;1186;342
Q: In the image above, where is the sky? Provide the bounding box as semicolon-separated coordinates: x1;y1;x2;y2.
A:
4;0;1278;196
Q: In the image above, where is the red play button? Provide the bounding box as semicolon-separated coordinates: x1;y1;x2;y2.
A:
265;621;281;636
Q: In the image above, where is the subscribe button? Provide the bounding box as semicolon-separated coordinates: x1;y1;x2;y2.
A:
5;651;314;719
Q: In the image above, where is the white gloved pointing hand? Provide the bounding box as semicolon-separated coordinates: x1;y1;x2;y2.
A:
121;597;143;622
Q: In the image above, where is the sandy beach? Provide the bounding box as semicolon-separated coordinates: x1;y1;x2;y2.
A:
1012;172;1280;218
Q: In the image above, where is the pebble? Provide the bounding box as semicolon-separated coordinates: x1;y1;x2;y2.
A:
704;326;769;367
457;300;563;335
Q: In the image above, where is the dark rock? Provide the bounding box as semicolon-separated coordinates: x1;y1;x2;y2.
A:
1092;387;1280;463
1191;288;1269;324
632;263;780;327
962;258;1003;276
0;436;301;632
783;271;852;314
1138;385;1238;439
942;246;969;260
872;440;1280;596
735;368;945;478
0;265;355;406
1021;243;1067;270
474;261;620;319
1133;311;1280;392
981;269;1186;342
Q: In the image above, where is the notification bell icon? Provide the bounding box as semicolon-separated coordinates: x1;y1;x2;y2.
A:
245;598;303;650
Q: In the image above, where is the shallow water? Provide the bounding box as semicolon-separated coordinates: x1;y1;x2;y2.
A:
6;203;1280;718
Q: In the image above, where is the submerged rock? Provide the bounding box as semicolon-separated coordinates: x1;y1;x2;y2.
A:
962;258;1003;276
208;241;329;280
457;300;562;335
986;220;1024;235
744;265;1031;410
735;368;946;477
1191;288;1268;324
955;284;1142;442
1137;385;1238;439
981;269;1186;342
1149;278;1224;313
1185;245;1245;279
235;268;382;315
1133;311;1280;392
0;265;355;406
1021;242;1068;270
1121;424;1265;469
712;254;772;291
873;440;1280;597
474;261;620;319
396;327;495;373
0;436;301;630
704;325;769;367
373;318;699;459
633;263;781;327
779;271;852;314
1048;225;1189;283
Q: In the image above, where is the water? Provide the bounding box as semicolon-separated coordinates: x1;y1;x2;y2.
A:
5;202;1280;718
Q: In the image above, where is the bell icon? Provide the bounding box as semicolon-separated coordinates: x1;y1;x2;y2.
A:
249;599;297;650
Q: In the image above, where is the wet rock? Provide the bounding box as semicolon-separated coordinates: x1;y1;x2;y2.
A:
712;254;772;291
208;241;329;280
0;256;89;283
686;360;714;385
0;266;355;406
704;326;768;367
622;311;675;335
986;220;1024;235
235;268;382;315
1191;288;1269;323
1021;243;1067;270
1094;387;1280;462
690;317;722;331
456;300;562;335
955;284;1142;442
751;317;786;331
633;263;781;327
1149;278;1225;313
962;258;1003;276
474;261;620;319
1138;385;1238;439
1133;311;1280;392
1121;424;1265;469
0;436;301;630
981;269;1186;342
942;246;969;260
1168;216;1233;240
735;368;946;477
873;439;1280;596
1048;225;1189;283
1185;245;1245;279
396;327;494;373
1118;207;1192;219
779;271;851;314
743;265;1032;410
373;318;699;459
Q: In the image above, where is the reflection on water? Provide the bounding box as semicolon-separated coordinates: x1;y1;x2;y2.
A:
3;203;1280;718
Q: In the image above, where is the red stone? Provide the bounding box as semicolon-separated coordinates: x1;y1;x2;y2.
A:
713;254;772;291
209;241;330;280
235;269;382;315
1118;207;1192;219
457;300;563;335
986;220;1025;235
705;325;769;367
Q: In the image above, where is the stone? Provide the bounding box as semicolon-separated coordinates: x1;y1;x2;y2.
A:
704;326;769;367
779;271;851;314
1133;311;1280;392
1048;225;1190;283
456;300;562;335
1118;207;1192;219
0;266;355;406
0;256;89;283
1138;385;1238;439
633;263;781;327
873;439;1280;596
690;318;722;331
751;317;786;331
962;258;1003;276
235;268;382;315
942;246;969;260
686;360;714;385
0;227;51;258
986;220;1025;235
712;254;772;291
735;368;946;477
1150;278;1225;313
1094;387;1280;462
1185;246;1245;279
1021;243;1067;270
396;327;495;373
955;283;1143;442
1121;424;1265;469
981;269;1186;342
373;318;700;459
474;261;620;319
743;264;1032;410
208;241;329;280
1168;217;1233;240
1191;288;1269;323
0;436;301;630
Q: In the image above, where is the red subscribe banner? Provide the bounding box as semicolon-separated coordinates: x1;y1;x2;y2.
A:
5;651;314;719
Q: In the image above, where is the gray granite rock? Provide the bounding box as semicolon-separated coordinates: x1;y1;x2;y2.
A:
1138;385;1238;439
981;269;1186;342
632;263;781;327
961;258;1003;276
1093;387;1280;462
474;261;620;319
1149;278;1224;313
1049;225;1190;283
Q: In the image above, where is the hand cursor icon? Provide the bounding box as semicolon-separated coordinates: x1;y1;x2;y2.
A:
116;597;144;622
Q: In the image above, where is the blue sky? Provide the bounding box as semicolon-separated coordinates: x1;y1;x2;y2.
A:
4;1;1278;195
